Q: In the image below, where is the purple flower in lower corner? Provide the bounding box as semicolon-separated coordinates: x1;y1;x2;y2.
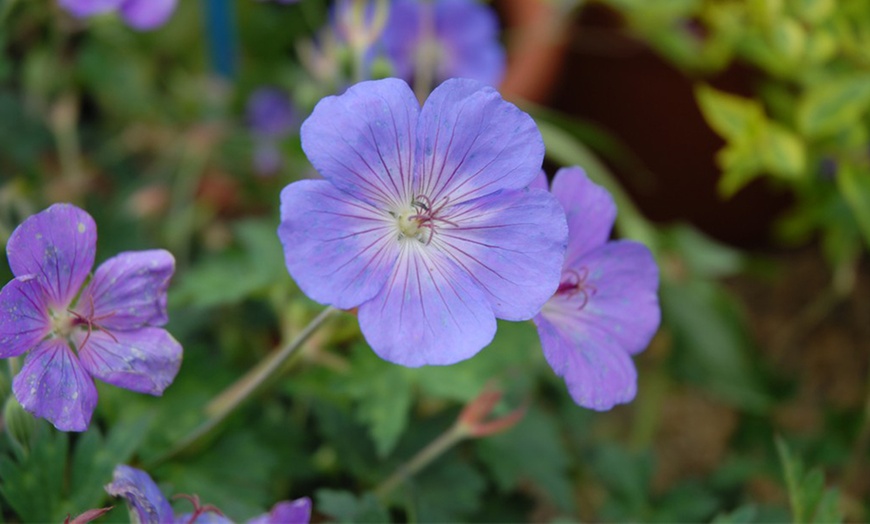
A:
105;465;312;524
279;77;567;367
532;167;660;410
59;0;177;30
0;204;182;431
380;0;505;88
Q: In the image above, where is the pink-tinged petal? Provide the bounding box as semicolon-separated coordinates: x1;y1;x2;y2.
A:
533;313;637;410
416;78;544;205
119;0;177;30
528;170;549;191
77;250;174;330
76;328;181;395
435;188;567;320
279;180;400;309
301;78;418;209
247;498;312;524
59;0;122;18
12;338;97;432
551;167;617;269
105;465;174;524
6;203;96;308
358;243;496;367
0;276;51;358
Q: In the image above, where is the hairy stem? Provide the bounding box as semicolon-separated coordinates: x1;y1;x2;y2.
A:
150;306;338;465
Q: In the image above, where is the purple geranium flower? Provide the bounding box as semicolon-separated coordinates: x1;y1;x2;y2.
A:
247;87;297;175
0;204;182;431
105;465;312;524
59;0;177;30
380;0;505;87
531;167;660;410
278;77;567;366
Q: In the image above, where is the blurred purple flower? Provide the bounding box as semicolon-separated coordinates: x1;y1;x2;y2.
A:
279;78;566;366
531;168;660;410
246;87;297;175
381;0;505;87
59;0;177;30
0;204;182;431
105;465;312;524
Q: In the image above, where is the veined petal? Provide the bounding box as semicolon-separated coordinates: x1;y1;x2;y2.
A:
434;188;566;320
279;180;400;309
78;250;175;330
358;242;496;367
105;465;175;524
76;328;182;395
12;338;97;432
534;313;637;410
557;241;661;355
416;79;543;205
301;78;418;209
434;0;505;86
0;276;51;358
551;167;617;269
247;498;312;524
119;0;177;30
6;203;96;308
528;170;549;191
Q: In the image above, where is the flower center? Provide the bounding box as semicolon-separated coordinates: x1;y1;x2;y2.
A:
393;195;455;245
555;267;596;310
49;309;77;338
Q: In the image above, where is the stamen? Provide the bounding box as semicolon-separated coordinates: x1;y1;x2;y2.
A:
555;267;596;310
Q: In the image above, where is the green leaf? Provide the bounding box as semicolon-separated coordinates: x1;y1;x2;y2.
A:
662;280;771;411
476;407;574;512
344;349;414;458
797;75;870;138
775;436;844;524
315;489;389;523
761;122;806;178
695;85;764;140
661;224;744;278
836;163;870;248
0;421;68;522
713;504;759;524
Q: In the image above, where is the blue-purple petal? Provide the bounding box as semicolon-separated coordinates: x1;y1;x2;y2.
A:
118;0;177;30
58;0;122;18
76;327;182;395
105;465;175;524
416;79;544;206
433;0;505;86
534;312;638;410
247;88;296;139
279;180;400;309
247;498;312;524
551;167;617;269
76;249;174;330
301;78;418;209
358;243;496;366
0;276;51;358
435;188;566;320
6;203;96;308
12;338;97;432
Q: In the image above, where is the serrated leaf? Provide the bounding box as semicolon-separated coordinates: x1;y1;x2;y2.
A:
776;437;843;524
0;421;68;522
476;407;574;511
762;122;806;178
797;75;870;138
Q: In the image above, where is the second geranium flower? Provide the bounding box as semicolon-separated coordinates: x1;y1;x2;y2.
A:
279;78;567;366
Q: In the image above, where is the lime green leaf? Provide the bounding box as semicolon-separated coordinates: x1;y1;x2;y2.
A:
797;75;870;138
695;84;764;140
836;163;870;247
762;122;806;177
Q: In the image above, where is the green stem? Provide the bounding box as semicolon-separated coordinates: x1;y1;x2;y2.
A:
374;421;469;499
149;306;338;466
